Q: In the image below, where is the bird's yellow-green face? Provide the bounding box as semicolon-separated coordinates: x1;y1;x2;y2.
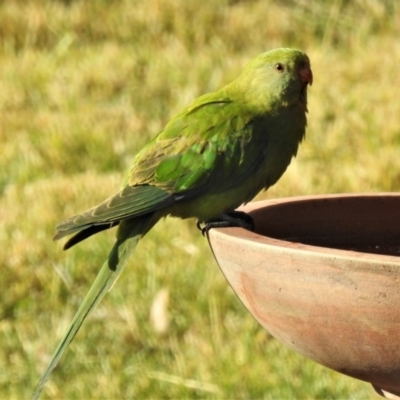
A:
232;48;313;113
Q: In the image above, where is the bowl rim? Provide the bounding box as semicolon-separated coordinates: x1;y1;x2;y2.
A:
208;192;400;266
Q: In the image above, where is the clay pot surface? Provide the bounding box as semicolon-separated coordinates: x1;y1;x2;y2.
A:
208;193;400;398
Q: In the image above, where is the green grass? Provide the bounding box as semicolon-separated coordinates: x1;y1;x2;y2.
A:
1;0;399;398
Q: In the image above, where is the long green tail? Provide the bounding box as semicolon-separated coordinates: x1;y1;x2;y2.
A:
33;214;157;399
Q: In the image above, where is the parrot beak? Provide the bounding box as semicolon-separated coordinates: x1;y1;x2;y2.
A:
299;65;313;86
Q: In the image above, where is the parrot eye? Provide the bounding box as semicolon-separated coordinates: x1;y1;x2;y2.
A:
275;63;285;72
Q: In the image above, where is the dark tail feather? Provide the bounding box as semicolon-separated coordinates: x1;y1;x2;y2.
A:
62;222;120;250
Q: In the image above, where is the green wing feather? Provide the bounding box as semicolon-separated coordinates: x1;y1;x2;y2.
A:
130;95;270;196
54;185;172;241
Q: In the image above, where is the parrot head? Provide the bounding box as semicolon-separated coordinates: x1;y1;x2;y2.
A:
230;48;313;113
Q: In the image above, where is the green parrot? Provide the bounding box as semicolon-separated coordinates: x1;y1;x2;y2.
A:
34;47;312;398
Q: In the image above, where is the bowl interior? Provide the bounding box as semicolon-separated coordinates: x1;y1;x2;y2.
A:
247;194;400;257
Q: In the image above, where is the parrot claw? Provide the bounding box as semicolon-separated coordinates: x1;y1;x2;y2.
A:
197;211;255;236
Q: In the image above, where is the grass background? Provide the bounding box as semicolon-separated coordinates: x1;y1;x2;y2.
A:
1;0;399;398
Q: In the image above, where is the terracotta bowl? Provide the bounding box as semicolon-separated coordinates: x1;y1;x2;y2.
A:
208;193;400;399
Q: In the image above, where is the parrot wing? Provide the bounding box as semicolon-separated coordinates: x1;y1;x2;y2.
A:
54;92;269;248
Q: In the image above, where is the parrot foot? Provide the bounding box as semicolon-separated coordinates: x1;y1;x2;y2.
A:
197;211;255;236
